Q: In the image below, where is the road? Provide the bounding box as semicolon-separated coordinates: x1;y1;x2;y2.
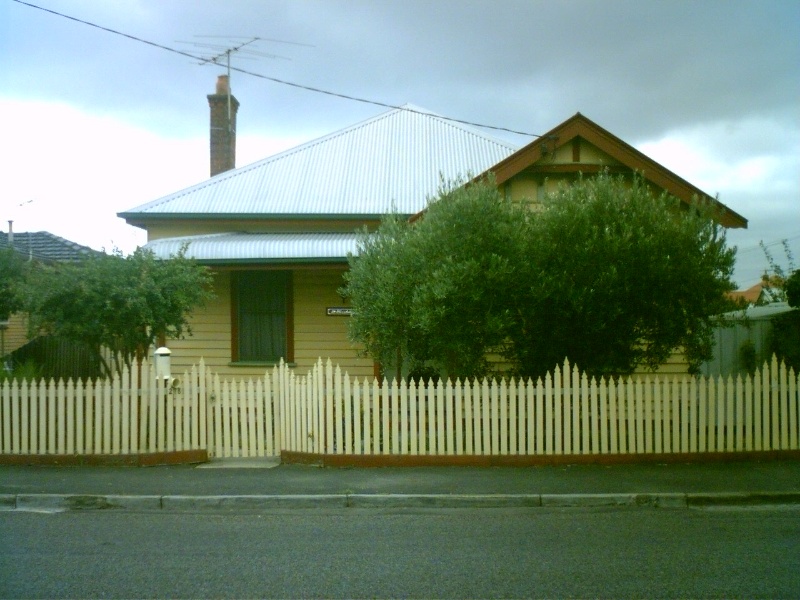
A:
2;506;798;598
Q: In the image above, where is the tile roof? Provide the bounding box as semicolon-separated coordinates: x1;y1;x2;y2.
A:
0;231;100;262
120;105;518;221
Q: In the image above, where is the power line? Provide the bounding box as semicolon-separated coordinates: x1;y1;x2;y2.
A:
735;235;800;256
12;0;542;139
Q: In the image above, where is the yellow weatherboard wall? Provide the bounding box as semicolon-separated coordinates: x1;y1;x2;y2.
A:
165;267;373;379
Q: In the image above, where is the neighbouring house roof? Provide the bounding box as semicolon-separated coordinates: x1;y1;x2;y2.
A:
119;105;518;226
0;231;100;262
728;275;786;306
146;232;359;265
729;282;766;306
485;113;747;229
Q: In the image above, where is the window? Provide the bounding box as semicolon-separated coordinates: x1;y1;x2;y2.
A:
232;271;293;363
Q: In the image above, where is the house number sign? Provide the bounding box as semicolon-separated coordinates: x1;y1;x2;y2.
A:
326;307;353;316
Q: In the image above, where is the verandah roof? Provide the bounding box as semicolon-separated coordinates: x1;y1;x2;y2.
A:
145;232;360;265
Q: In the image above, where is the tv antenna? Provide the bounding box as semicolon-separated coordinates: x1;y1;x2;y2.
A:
177;35;314;133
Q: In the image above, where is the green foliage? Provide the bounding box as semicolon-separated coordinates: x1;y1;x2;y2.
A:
19;246;214;376
0;248;26;321
785;269;800;308
759;241;800;369
343;176;529;379
769;310;800;373
509;173;737;377
738;339;757;375
0;359;40;384
759;239;795;304
343;171;738;381
403;176;529;379
341;213;417;379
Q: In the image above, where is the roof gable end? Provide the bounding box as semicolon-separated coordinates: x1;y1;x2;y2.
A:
488;113;747;229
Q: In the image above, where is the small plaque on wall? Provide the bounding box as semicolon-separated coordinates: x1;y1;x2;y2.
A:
326;307;353;316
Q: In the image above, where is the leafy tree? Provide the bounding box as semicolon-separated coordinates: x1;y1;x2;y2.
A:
770;275;800;372
758;239;795;304
0;248;26;321
343;171;738;381
757;239;799;371
508;172;737;377
404;176;528;379
787;269;800;308
770;309;800;373
343;176;528;380
342;212;418;380
20;246;214;376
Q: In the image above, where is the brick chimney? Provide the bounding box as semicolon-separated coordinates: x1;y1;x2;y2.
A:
207;75;239;177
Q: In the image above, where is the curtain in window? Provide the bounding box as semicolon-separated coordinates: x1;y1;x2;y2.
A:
237;271;288;361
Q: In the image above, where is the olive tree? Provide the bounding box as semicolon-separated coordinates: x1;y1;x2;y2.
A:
508;172;737;377
342;170;738;381
341;212;419;380
343;176;528;380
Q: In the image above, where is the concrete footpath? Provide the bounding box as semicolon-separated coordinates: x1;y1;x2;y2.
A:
1;459;799;511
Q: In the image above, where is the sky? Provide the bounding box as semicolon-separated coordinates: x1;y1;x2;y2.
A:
1;0;798;289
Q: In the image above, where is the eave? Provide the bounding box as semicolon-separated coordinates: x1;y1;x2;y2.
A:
118;213;398;230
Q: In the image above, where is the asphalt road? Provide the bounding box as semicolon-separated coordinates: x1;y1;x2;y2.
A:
2;507;799;598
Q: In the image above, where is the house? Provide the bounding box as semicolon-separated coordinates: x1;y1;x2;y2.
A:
729;282;768;307
0;227;100;361
729;276;785;307
119;76;746;379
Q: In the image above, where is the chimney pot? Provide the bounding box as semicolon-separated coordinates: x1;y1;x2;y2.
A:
216;75;230;95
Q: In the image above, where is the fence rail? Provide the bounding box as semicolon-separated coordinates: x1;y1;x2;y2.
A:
1;356;798;461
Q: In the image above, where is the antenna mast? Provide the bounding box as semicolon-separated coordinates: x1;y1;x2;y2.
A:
200;37;260;137
181;35;312;137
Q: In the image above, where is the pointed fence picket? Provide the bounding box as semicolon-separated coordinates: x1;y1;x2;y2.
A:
1;355;798;461
275;357;799;458
0;359;204;458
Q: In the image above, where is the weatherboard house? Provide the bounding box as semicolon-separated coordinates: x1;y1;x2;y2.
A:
119;76;746;380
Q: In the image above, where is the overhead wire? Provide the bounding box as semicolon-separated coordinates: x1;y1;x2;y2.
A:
11;0;541;139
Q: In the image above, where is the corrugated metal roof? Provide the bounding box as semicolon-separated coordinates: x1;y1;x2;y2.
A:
145;232;361;263
720;302;795;321
121;105;518;219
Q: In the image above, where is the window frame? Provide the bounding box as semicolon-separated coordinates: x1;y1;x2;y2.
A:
230;269;294;364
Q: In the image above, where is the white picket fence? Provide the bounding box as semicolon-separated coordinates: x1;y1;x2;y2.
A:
279;357;800;457
1;356;798;461
0;360;206;456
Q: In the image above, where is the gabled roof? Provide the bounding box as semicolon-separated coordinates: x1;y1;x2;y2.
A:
120;105;518;225
728;281;767;306
486;113;747;229
0;231;100;262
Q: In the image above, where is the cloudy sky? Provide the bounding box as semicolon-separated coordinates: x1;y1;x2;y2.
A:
2;0;798;288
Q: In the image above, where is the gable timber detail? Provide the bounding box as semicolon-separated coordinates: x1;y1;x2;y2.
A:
487;113;747;229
